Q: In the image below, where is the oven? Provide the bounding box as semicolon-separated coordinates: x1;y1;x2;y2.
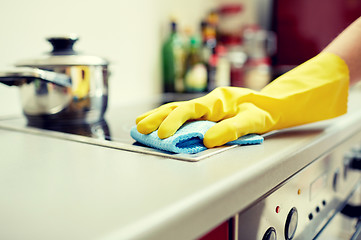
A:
233;116;361;239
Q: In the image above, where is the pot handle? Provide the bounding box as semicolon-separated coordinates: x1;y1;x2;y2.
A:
0;67;71;87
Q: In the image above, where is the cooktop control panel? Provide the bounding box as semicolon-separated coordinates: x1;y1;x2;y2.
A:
236;131;361;239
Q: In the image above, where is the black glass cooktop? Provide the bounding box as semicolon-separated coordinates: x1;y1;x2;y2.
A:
0;93;237;161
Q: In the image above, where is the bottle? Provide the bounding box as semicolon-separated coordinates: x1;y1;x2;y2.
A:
217;3;244;46
200;15;218;64
162;20;186;92
206;10;219;40
200;14;218;92
214;45;231;88
207;53;218;91
184;36;207;92
242;25;274;90
227;45;248;87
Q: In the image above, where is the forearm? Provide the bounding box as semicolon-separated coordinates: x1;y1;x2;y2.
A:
323;17;361;85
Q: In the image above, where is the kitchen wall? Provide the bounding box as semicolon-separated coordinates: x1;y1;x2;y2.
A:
0;0;256;116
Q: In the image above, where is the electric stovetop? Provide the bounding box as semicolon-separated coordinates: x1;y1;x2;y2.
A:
0;93;238;162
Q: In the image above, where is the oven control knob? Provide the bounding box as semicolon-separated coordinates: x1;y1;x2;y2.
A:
344;157;350;179
349;152;361;170
262;227;276;240
333;169;340;192
285;207;298;240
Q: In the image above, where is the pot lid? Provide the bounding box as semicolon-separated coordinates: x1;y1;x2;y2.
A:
15;34;109;67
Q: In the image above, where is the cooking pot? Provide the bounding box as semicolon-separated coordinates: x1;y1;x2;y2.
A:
0;35;109;125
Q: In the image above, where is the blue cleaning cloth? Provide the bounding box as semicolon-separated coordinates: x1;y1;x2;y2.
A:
130;120;264;154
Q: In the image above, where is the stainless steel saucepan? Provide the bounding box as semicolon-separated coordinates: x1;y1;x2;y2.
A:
0;35;109;125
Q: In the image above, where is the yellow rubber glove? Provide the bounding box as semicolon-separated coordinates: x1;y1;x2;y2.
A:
136;52;349;148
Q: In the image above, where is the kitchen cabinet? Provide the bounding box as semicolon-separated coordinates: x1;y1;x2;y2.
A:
199;220;230;240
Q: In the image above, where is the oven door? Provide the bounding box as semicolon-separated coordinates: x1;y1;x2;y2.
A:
317;185;361;240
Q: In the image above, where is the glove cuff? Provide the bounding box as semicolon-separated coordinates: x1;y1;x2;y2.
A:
259;52;349;130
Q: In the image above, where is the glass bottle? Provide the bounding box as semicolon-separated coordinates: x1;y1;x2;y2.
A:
162;21;186;92
214;45;231;88
184;36;207;93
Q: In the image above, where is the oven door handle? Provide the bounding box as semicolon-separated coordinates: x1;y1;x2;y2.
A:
341;204;361;218
341;204;361;240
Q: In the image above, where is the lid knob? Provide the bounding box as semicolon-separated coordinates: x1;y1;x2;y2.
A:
47;35;79;55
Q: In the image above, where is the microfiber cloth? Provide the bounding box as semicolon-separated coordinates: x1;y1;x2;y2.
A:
130;120;263;154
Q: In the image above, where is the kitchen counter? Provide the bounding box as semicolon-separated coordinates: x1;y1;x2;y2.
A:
1;88;361;240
